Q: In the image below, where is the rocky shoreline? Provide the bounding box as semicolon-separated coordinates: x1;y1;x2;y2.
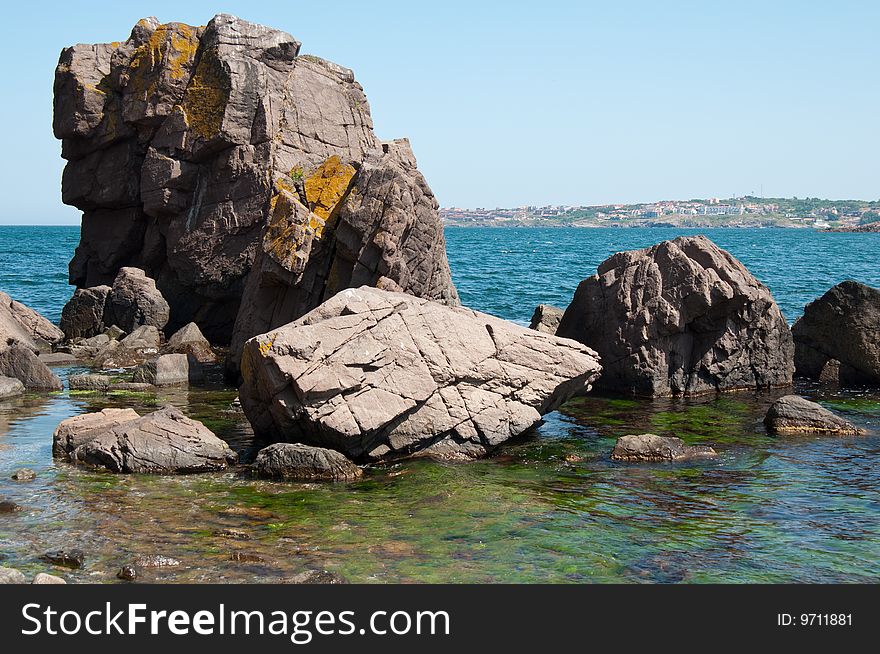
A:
1;14;878;583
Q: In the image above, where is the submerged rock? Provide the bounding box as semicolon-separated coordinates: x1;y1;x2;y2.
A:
529;304;563;334
134;555;180;568
610;434;718;462
60;285;111;339
163;322;216;363
0;344;63;391
240;286;601;461
53;407;141;459
40;549;85;569
764;395;864;435
792;281;880;386
0;375;24;399
254;443;363;481
55;14;457;351
132;353;203;386
0;500;24;513
70;406;238;473
557;235;794;396
11;468;36;482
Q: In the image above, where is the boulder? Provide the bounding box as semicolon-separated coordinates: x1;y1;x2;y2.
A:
764;395;864;435
254;443;363;481
60;285;111;339
103;268;170;333
70;406;238;473
0;567;27;584
529;304;563;334
104;325;126;340
557;235;794;396
163;322;216;363
240;286;602;461
0;291;64;350
132;353;203;386
792;281;880;385
69;373;112;391
91;325;161;369
53;407;141;459
0;376;24;399
610;434;718;462
33;573;67;584
56;15;457;351
0;345;63;390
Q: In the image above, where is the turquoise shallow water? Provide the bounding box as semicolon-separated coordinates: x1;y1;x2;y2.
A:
0;225;878;583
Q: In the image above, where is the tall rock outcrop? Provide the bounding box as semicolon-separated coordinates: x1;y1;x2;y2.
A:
556;235;794;396
54;14;458;350
791;280;880;385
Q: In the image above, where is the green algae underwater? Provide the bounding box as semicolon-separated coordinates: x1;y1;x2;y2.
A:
1;364;878;584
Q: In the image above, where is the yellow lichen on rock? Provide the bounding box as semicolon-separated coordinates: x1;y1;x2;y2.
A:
304;156;356;230
128;22;199;98
264;188;312;273
180;45;229;140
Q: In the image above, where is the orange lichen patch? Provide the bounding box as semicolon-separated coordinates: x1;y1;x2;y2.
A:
180;46;230;140
304;156;356;229
263;189;313;273
127;23;199;96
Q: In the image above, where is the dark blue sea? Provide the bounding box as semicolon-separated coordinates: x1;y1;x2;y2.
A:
1;225;879;583
3;225;879;326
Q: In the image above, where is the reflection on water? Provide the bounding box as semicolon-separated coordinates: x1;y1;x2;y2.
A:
1;366;878;583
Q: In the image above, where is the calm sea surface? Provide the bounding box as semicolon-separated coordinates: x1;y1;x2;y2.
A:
0;225;878;583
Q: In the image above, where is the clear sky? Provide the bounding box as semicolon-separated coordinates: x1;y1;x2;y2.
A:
1;0;877;224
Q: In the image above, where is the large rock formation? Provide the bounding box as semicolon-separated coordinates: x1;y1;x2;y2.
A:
556;235;794;396
54;14;458;355
791;281;880;386
239;287;602;461
60;286;111;339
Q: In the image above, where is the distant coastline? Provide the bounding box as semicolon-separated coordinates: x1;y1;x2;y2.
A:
442;196;880;229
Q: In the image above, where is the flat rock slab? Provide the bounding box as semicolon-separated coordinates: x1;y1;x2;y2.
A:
39;352;79;366
611;434;718;462
70;406;238;474
53;407;141;459
240;286;601;461
764;395;864;435
557;235;794;396
254;443;363;481
69;373;112;391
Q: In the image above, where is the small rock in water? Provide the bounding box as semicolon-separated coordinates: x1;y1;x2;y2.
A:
117;565;138;581
529;304;564;334
134;554;180;568
33;572;67;584
0;567;27;584
0;375;25;399
69;373;112;392
214;528;251;540
253;443;363;482
0;500;24;513
11;468;36;481
229;551;265;563
40;549;85;569
764;395;864;435
281;569;348;584
611;434;718;462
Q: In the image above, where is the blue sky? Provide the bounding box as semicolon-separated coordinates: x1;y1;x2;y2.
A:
1;0;877;224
